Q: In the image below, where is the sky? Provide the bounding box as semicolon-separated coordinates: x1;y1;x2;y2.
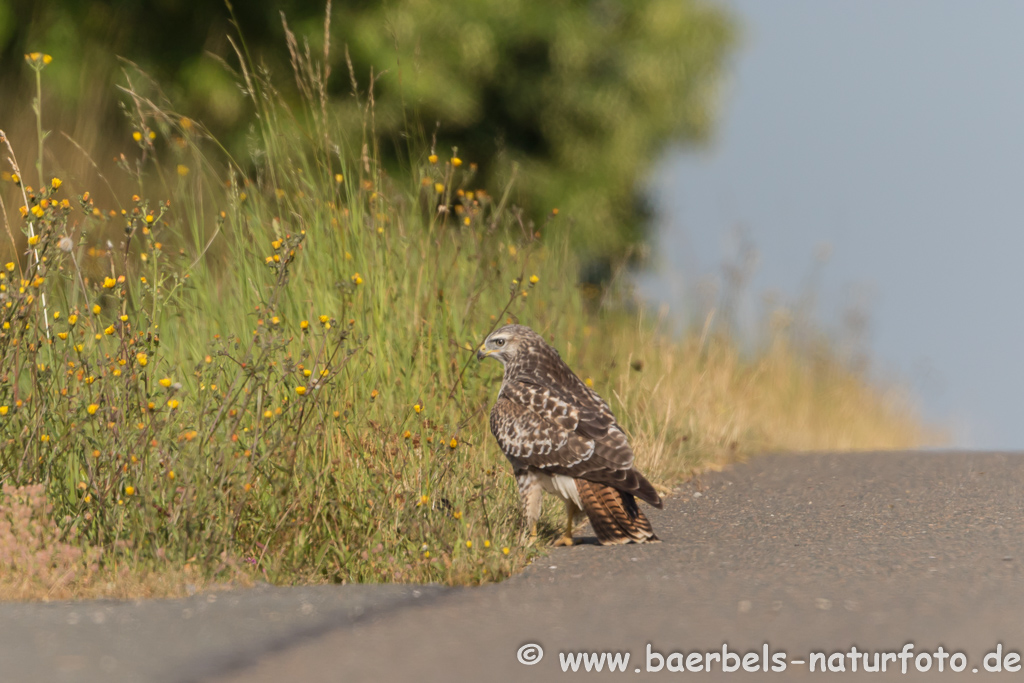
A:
643;0;1024;449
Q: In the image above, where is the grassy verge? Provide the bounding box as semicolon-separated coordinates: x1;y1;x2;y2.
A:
0;42;926;601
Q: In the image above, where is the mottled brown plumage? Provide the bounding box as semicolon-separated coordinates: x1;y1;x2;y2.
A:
478;324;660;545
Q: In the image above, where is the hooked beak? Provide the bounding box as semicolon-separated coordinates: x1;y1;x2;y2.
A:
476;346;490;361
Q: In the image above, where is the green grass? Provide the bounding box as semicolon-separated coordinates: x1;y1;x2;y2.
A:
0;43;927;601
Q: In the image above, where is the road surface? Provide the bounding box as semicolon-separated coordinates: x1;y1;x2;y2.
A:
4;451;1024;681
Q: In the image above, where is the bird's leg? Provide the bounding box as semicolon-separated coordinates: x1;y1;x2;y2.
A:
518;470;542;546
552;501;577;547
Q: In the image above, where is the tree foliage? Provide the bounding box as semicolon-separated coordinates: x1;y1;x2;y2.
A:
0;0;734;259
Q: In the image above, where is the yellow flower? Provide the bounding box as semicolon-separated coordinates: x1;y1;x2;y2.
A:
270;316;280;326
351;273;363;285
104;324;115;335
167;399;179;409
168;470;175;480
57;332;68;340
136;353;148;366
334;173;344;183
414;403;422;414
271;239;282;250
434;183;444;194
145;215;154;224
177;165;189;177
119;315;128;322
50;177;62;190
403;430;412;439
30;206;44;218
0;406;7;416
27;234;40;245
484;540;491;548
10;174;19;184
92;305;101;314
585;378;594;388
502;547;510;555
465;540;472;549
158;377;172;388
125;486;135;496
428;154;438;164
43;54;52;65
102;276;116;289
418;494;429;506
263;409;272;419
40;434;49;443
319;315;329;325
133;131;142;142
529;274;539;284
451;157;463;167
449;437;458;449
424;551;430;558
53;311;60;319
300;320;309;331
87;404;99;415
303;369;312;377
296;386;307;396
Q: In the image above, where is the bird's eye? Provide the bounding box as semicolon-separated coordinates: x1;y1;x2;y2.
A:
495;339;505;346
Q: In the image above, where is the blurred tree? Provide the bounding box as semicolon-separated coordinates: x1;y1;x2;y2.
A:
0;0;734;261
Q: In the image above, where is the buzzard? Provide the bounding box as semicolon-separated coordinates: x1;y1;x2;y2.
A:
478;324;661;545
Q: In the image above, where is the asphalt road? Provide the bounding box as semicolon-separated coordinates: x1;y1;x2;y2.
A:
6;451;1024;682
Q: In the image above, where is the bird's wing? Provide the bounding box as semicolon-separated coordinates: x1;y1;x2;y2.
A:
493;381;632;472
490;387;594;470
492;381;662;508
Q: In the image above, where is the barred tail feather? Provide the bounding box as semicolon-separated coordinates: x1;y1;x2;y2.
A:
576;479;659;545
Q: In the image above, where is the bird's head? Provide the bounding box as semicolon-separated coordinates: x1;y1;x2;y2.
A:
476;324;542;367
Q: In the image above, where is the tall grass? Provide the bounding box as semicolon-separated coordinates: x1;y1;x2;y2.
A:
0;29;926;600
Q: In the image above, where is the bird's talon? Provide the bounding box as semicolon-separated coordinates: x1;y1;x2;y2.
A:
552;536;574;547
